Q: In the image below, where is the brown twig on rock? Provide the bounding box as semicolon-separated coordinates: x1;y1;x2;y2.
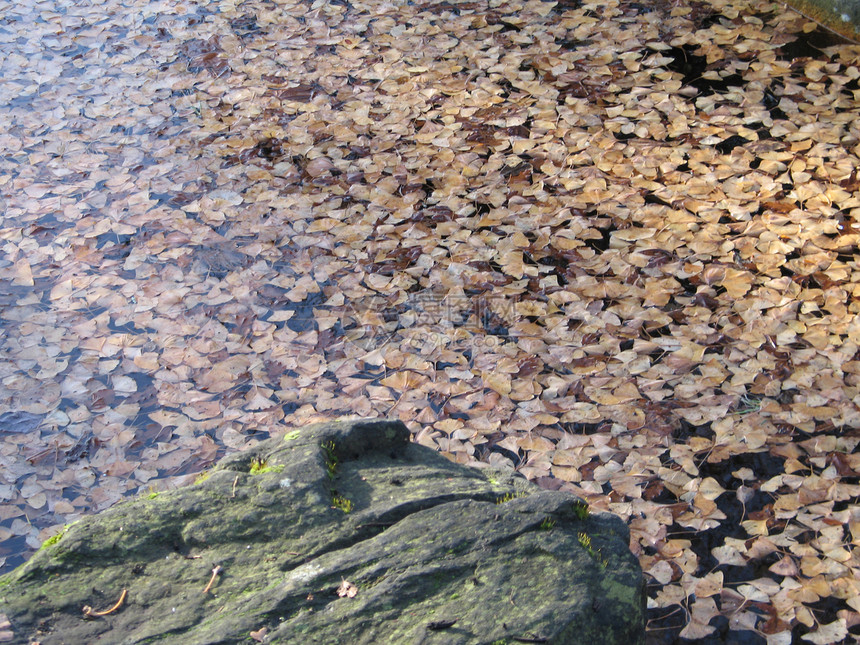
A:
82;589;127;618
203;565;222;593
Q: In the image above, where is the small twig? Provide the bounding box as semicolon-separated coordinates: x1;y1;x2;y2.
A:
231;475;239;498
203;566;222;594
82;589;127;618
646;605;684;628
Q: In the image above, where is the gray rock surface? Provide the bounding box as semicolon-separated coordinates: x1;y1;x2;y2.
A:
0;418;645;644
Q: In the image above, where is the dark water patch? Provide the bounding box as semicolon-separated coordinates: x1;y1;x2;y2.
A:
714;135;750;154
95;224;168;268
776;27;847;61
549;0;582;13
230;13;261;38
621;1;654;16
613;131;638;141
794;596;860;641
555;37;591;50
582;224;613;252
700;450;786;487
122;372;157;396
654;44;746;96
558;421;610;434
474;437;524;468
106;317;150;334
260;289;327;333
0;533;31;576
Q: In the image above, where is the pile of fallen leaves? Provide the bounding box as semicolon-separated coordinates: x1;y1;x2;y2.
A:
0;0;858;641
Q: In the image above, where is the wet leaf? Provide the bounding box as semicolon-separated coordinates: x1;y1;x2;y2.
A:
0;412;43;436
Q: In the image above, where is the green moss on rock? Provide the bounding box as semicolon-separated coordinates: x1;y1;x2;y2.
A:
0;418;645;644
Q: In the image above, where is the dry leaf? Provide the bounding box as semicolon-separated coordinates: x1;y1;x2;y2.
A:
800;619;848;644
0;613;13;642
336;579;357;599
678;597;718;639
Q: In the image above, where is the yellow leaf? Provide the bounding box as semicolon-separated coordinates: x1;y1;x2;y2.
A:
149;410;188;426
795;605;815;627
380;371;427;391
246;391;276;411
50;279;73;300
673;341;705;362
336;579;358;598
588;381;639;404
112;375;137;393
183;401;221;420
648;560;674;585
360;348;386;366
711;544;747;567
800;619;848;644
133;353;159;371
365;273;391;291
500;251;526;279
698;477;725;500
435;418;463;433
678;597;717;639
769;555;798;577
741;519;769;537
516;435;554;452
692;571;723;598
482;371;511;396
613;381;640;402
551;465;581;482
26;492;47;510
13;258;33;286
268;310;294;322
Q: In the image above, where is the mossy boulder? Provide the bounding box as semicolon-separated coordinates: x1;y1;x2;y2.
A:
0;419;645;644
783;0;860;41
